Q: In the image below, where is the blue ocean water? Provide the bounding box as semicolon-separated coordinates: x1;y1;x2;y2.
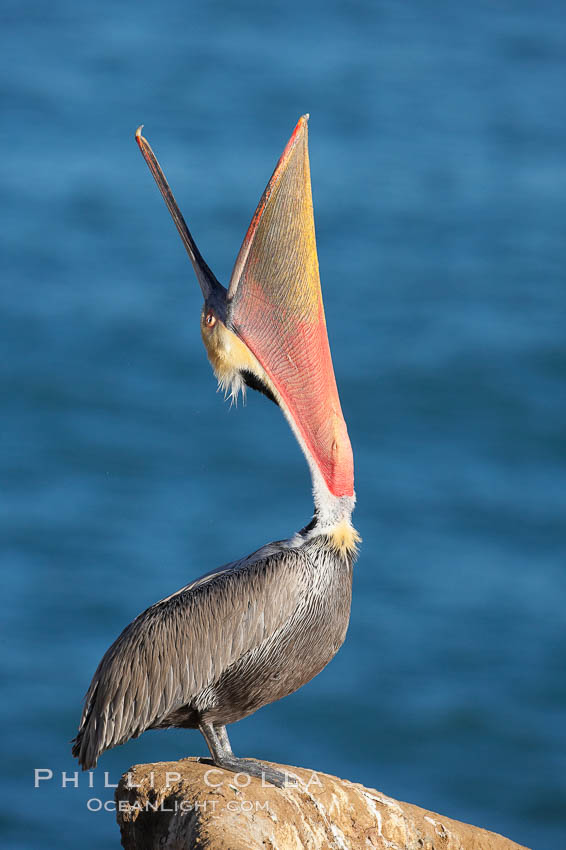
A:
1;1;565;847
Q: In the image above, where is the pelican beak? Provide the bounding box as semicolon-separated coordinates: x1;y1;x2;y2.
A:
135;118;353;499
135;126;227;315
226;116;354;499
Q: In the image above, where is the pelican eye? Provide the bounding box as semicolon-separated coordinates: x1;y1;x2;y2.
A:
205;311;217;328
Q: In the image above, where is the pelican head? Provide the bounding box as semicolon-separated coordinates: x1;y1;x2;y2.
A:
136;117;354;511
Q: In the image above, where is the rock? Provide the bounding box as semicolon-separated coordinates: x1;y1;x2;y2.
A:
115;758;529;850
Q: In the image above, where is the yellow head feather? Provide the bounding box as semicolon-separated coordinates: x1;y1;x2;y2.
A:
327;520;361;558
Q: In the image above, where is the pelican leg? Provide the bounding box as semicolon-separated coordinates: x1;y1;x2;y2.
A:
199;721;286;788
213;723;233;755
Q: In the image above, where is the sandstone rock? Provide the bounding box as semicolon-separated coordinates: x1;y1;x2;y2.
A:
115;758;529;850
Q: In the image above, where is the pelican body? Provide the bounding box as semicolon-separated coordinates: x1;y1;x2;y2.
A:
72;116;358;786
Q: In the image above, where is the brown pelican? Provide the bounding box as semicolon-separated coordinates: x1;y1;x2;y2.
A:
72;116;359;786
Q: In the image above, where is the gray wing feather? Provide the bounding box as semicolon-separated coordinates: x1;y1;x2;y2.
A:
73;549;305;769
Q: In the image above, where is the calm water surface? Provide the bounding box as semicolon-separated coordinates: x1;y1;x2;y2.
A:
1;2;565;848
